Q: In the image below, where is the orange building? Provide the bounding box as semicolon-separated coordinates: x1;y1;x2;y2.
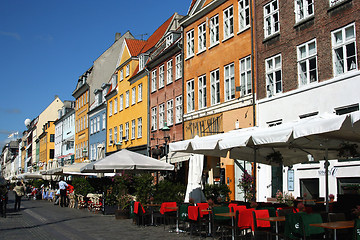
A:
38;121;55;171
180;0;256;200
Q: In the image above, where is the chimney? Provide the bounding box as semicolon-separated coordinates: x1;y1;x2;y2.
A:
115;33;121;42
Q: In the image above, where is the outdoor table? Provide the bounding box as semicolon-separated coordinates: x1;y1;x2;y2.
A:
309;220;354;240
215;212;236;240
144;204;161;226
257;216;285;240
202;209;212;235
165;206;183;233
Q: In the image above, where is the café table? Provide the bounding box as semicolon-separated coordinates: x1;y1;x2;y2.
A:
144;203;161;226
257;216;285;240
215;212;236;240
309;220;354;240
165;206;184;233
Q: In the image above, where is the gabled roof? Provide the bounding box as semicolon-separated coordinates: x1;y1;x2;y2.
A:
188;0;197;13
125;39;146;57
141;13;175;54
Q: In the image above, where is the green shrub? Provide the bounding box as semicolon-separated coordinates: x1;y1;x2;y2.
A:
72;177;95;196
204;184;231;203
134;173;154;204
153;180;186;204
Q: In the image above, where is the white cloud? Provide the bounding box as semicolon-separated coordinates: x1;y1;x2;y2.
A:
0;31;21;40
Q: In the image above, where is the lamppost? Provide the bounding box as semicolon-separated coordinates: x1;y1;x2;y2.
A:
161;121;170;163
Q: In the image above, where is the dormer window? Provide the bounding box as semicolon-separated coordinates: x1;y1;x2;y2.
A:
111;74;117;87
139;54;148;71
166;33;174;47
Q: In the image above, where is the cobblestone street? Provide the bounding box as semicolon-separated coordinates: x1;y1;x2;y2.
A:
0;194;192;240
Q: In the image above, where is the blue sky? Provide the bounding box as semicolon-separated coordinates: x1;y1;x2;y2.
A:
0;0;190;149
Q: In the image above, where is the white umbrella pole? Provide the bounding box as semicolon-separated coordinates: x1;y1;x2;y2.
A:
253;148;257;202
325;145;329;213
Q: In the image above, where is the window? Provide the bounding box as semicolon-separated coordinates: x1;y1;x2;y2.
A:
119;94;123;111
111;74;117;87
266;54;282;97
139;54;146;71
187;29;195;57
102;114;105;130
240;56;252;96
210;69;220;105
224;63;235;101
114;126;118;144
239;0;250;31
114;97;118;114
119;124;123;142
125;122;129;141
223;6;234;39
109;101;113;116
330;0;346;7
151;70;157;92
90;119;94;134
167;99;174;126
198;75;207;109
126;65;130;76
159;65;164;88
210;15;219;46
131;119;136;140
126;91;129;108
187;79;195;112
151;107;157;131
50;134;55;142
166;33;173;47
132;87;136;105
137;118;142;138
138;84;142;102
264;0;280;38
175;95;182;124
159;103;165;129
120;69;124;81
109;129;113;145
175;54;182;79
332;23;357;76
167;59;173;84
198;22;206;52
295;0;314;22
335;104;359;115
297;39;317;86
96;116;100;132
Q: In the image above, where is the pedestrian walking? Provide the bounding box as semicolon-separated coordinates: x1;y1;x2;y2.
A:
58;177;68;207
13;181;25;211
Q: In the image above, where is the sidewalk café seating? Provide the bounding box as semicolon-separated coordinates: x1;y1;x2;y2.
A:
354;218;360;240
47;191;54;202
196;203;211;237
211;206;232;239
328;212;351;239
76;194;87;209
252;209;273;240
178;203;189;231
160;202;177;230
133;201;150;226
237;208;254;238
284;212;325;240
228;203;238;212
187;206;199;236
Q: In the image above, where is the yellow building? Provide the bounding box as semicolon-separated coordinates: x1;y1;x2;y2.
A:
38;121;55;171
72;68;92;162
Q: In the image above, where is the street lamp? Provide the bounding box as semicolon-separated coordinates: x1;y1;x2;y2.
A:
161;121;170;163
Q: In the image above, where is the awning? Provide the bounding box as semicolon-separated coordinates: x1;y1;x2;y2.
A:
62;162;91;175
160;152;192;164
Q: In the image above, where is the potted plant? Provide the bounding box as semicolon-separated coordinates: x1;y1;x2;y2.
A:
115;194;134;219
237;170;254;202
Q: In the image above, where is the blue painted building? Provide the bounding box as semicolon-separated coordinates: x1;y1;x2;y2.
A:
88;83;110;161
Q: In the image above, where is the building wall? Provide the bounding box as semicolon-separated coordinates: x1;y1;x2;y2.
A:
75;90;89;162
89;106;106;160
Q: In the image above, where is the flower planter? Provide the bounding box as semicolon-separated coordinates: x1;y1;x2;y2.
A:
115;209;129;219
103;205;117;215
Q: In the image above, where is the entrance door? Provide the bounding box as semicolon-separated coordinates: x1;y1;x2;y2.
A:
300;178;319;199
272;166;283;197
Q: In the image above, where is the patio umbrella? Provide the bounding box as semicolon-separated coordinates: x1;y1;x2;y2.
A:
184;153;206;203
84;149;174;173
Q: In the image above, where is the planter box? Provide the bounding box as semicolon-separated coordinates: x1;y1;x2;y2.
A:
103;205;117;215
115;209;130;219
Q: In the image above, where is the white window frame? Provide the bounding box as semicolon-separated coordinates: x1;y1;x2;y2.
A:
295;0;314;23
114;126;118;144
297;39;318;86
240;56;252;97
114;97;118;114
126;65;130;77
223;5;234;40
119;94;123;111
131;119;135;140
332;23;357;76
120;69;124;81
210;15;219;46
125;91;129;108
119;124;123;142
125;122;129;141
167;59;173;84
210;69;220;105
90;119;94;135
159;103;165;130
138;84;142;102
109;128;113;146
102;114;105;130
187;29;195;58
109;101;113;116
166;34;173;47
137;117;142;138
187;79;195;113
167;99;174;126
151;107;157;131
264;0;280;38
175;54;182;80
151;70;157;92
239;0;250;32
132;87;136;105
329;0;346;7
97;116;100;132
224;63;235;101
159;65;164;89
198;22;206;53
198;75;207;109
266;54;282;97
175;95;182;124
